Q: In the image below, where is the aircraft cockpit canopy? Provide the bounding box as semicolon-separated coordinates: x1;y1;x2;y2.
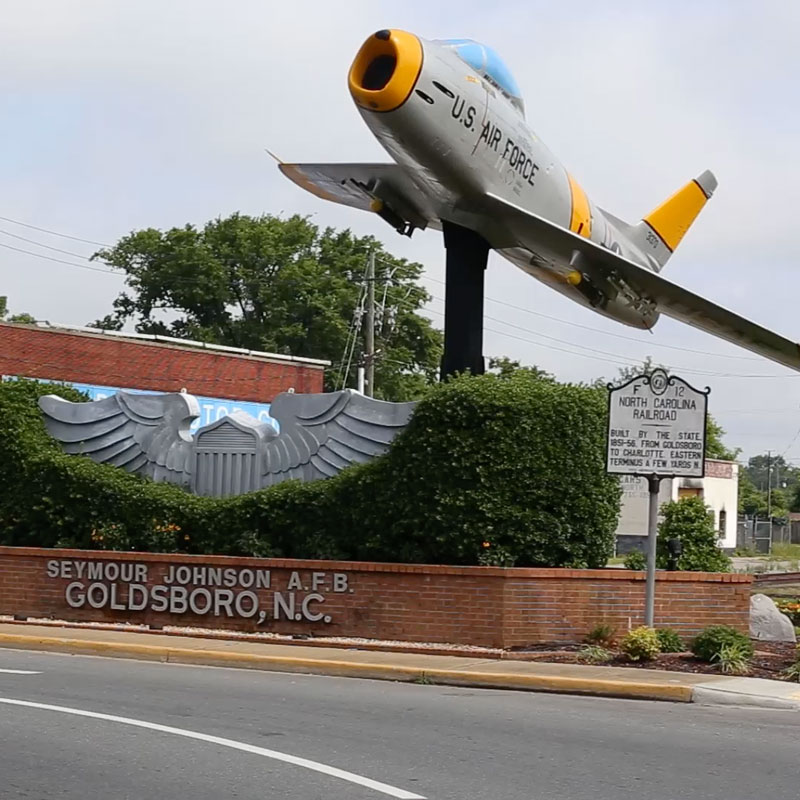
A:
435;38;525;115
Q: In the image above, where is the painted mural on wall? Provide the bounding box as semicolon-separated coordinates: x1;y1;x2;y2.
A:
3;375;279;434
39;389;416;498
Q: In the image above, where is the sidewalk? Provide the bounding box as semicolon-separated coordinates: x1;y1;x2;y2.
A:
1;622;799;709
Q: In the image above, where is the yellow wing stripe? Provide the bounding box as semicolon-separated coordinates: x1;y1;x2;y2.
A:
567;174;592;238
643;179;708;252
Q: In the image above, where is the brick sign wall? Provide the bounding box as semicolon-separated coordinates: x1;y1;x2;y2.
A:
0;323;324;402
0;548;752;647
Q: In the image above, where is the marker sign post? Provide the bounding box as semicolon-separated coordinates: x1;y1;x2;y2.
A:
607;369;709;626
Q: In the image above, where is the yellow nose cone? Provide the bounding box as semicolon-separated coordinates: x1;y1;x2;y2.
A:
566;270;583;286
348;29;423;113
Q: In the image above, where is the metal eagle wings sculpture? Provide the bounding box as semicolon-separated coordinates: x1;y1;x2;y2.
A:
38;390;415;498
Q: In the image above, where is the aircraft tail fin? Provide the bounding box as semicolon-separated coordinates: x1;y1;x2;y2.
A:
630;170;717;271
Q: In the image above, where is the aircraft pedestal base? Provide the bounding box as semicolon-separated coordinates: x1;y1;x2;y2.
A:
441;222;489;378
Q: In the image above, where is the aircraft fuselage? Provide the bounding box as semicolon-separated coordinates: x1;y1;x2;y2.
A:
348;31;661;330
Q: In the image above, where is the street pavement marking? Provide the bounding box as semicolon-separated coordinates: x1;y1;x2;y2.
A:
0;697;425;799
0;669;41;674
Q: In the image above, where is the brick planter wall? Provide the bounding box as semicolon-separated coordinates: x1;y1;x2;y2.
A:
0;548;752;648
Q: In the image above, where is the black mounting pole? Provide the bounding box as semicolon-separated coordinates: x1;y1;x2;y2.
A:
440;221;490;379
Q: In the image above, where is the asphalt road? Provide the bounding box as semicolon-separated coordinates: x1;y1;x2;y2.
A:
0;649;798;799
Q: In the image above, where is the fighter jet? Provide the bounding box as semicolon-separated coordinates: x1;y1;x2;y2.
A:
280;29;800;374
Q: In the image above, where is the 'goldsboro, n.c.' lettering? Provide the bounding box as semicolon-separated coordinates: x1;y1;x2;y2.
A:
45;559;350;625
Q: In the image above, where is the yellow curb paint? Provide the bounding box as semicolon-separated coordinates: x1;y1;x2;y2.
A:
0;634;693;703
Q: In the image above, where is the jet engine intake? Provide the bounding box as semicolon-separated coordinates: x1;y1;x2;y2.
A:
348;29;423;113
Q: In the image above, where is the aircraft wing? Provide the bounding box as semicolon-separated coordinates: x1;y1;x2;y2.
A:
483;191;800;373
278;162;442;230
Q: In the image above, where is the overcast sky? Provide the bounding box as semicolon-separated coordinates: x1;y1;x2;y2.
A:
2;0;799;462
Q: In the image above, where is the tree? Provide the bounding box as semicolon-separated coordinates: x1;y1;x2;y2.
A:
738;453;799;517
356;372;621;567
705;416;740;461
745;453;798;492
487;356;553;381
608;356;660;386
738;470;768;516
91;214;442;401
656;496;731;572
0;296;35;324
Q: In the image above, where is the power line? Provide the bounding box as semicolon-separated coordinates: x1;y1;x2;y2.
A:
482;310;795;379
407;299;646;370
420;272;764;362
3;220;796;378
0;228;95;260
0;215;111;247
780;423;800;458
0;242;119;275
413;290;791;379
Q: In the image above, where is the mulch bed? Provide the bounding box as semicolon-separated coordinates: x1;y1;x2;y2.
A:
2;617;795;681
512;640;798;680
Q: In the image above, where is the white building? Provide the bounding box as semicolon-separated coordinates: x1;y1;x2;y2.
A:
615;459;739;553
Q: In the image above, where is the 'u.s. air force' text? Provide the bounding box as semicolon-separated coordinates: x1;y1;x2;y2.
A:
450;94;539;185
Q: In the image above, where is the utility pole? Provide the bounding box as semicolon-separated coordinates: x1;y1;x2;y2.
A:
767;450;773;520
365;250;375;397
767;449;773;549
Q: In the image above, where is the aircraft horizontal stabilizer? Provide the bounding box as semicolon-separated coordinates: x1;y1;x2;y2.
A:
483;191;800;373
278;162;441;233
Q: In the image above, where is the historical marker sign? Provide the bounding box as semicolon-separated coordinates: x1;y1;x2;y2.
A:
606;368;710;627
607;368;709;478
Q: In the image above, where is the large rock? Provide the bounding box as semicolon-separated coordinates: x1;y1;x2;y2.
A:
750;593;797;643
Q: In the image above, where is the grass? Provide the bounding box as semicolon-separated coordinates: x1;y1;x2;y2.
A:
606;556;625;566
577;645;613;665
732;543;800;576
767;543;800;563
710;641;752;675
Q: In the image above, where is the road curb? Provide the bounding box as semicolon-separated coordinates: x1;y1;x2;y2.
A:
0;632;693;702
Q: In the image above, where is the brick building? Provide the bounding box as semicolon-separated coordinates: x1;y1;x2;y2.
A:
615;459;739;554
0;321;327;416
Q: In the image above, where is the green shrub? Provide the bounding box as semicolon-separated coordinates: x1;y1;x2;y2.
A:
584;622;616;647
656;496;731;572
357;372;621;567
577;645;613;665
620;626;660;661
711;641;751;675
655;628;685;653
691;625;754;663
0;374;621;566
623;550;646;570
782;648;800;682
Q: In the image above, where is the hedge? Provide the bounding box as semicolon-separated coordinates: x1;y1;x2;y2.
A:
0;374;621;566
